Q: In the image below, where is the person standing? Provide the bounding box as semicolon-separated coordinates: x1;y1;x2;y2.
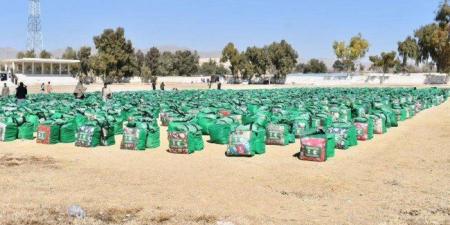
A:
160;82;165;91
102;83;112;101
217;81;222;90
46;81;53;94
40;83;45;93
1;83;10;98
16;82;27;104
73;81;86;99
151;78;157;91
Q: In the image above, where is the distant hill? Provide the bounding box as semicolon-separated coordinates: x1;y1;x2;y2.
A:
0;47;18;59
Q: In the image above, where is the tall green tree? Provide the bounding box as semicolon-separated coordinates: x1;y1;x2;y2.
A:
17;50;36;58
62;47;77;59
174;50;199;76
135;50;145;76
369;51;400;83
413;2;450;72
267;40;298;81
238;53;255;80
39;50;52;59
145;47;161;76
245;46;271;77
298;59;328;73
93;27;137;82
333;34;369;73
156;52;176;76
221;42;240;78
199;59;229;76
77;46;92;77
397;36;420;68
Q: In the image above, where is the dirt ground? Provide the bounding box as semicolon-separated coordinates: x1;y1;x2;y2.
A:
0;85;449;225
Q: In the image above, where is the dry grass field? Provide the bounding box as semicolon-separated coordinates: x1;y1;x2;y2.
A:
0;84;449;225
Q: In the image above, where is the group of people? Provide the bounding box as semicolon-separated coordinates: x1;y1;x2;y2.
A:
40;82;53;94
1;82;28;104
151;80;165;91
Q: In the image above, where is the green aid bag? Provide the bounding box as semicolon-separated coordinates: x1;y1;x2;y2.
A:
196;113;217;135
25;114;40;131
75;125;101;148
354;117;374;141
168;123;204;154
311;114;333;130
36;123;60;145
299;132;336;162
209;118;238;145
392;107;407;122
292;119;310;138
121;125;147;151
146;125;160;149
113;119;124;135
382;109;398;128
370;114;387;134
265;123;295;146
60;121;77;143
226;125;266;157
0;121;18;142
100;126;116;146
326;123;357;150
18;122;35;140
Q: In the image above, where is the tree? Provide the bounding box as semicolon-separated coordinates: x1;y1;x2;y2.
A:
238;53;255;80
411;1;450;72
398;36;420;68
135;50;145;76
77;46;92;77
156;52;176;76
302;59;327;73
267;40;298;82
17;50;36;58
199;59;229;76
93;27;137;82
174;50;199;76
333;34;369;74
221;43;240;78
145;47;160;76
140;64;152;82
369;51;400;83
332;60;345;72
39;50;52;59
245;46;271;77
62;47;77;59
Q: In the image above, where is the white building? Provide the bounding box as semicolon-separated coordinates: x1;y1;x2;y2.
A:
1;58;80;76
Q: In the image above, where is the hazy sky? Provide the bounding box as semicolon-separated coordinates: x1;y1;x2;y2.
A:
0;0;442;59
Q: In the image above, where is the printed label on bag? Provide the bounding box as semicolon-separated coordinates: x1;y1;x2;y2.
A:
36;125;51;144
354;122;369;141
75;126;95;147
374;118;383;134
121;127;140;150
168;132;189;154
266;124;285;145
227;131;251;156
0;123;6;141
300;137;326;162
327;127;348;149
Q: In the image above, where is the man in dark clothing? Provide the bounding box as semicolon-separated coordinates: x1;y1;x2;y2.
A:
160;82;165;91
152;81;156;90
217;82;222;90
16;82;27;104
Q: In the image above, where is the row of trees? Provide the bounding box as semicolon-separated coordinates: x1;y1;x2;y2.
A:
16;1;449;83
220;40;298;82
367;1;450;75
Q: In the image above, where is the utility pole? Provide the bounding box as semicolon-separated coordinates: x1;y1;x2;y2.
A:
27;0;43;54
